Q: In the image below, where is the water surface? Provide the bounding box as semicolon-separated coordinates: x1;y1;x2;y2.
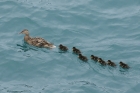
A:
0;0;140;93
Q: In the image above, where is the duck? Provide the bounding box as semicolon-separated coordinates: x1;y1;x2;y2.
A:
78;54;88;62
20;29;56;48
119;61;129;69
91;55;98;61
72;47;81;54
59;44;68;51
107;60;116;67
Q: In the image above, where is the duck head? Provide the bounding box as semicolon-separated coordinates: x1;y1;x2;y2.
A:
20;29;29;35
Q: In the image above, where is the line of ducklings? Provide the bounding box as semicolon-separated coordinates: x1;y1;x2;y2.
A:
59;44;129;69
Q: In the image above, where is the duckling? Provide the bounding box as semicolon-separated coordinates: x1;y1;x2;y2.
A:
97;58;103;62
119;61;129;69
91;55;98;61
59;44;68;51
100;60;106;66
20;29;56;48
72;47;81;54
97;58;106;65
78;54;88;62
107;60;116;67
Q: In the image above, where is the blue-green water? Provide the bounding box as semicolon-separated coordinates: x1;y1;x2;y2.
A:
0;0;140;93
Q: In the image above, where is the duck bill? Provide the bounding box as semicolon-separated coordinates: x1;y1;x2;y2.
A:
19;31;23;34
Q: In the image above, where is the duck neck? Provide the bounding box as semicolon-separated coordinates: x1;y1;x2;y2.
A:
24;34;31;41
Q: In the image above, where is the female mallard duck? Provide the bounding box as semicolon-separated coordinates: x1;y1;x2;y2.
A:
59;44;68;51
78;54;88;62
107;60;116;67
72;47;81;54
91;55;98;61
119;61;129;69
20;29;56;48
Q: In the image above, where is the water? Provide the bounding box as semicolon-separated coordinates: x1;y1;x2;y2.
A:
0;0;140;93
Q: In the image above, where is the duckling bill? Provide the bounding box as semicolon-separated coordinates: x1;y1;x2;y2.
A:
78;54;88;62
20;29;56;48
59;44;68;51
72;47;81;54
119;61;129;69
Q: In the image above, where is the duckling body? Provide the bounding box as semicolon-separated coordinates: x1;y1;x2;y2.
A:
78;54;88;62
119;61;129;69
107;60;116;67
72;47;81;54
20;29;56;48
59;44;68;51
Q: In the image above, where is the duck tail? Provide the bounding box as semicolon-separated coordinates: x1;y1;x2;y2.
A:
44;44;56;49
51;45;56;48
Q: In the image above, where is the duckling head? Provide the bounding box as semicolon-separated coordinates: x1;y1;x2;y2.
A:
108;60;111;62
91;55;94;58
79;54;82;57
119;61;123;64
20;29;29;35
59;44;63;47
91;55;94;57
73;47;76;50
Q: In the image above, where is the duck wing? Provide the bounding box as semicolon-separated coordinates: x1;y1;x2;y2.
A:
30;37;54;47
32;37;51;44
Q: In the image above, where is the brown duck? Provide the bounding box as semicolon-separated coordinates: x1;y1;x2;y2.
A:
20;29;56;48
